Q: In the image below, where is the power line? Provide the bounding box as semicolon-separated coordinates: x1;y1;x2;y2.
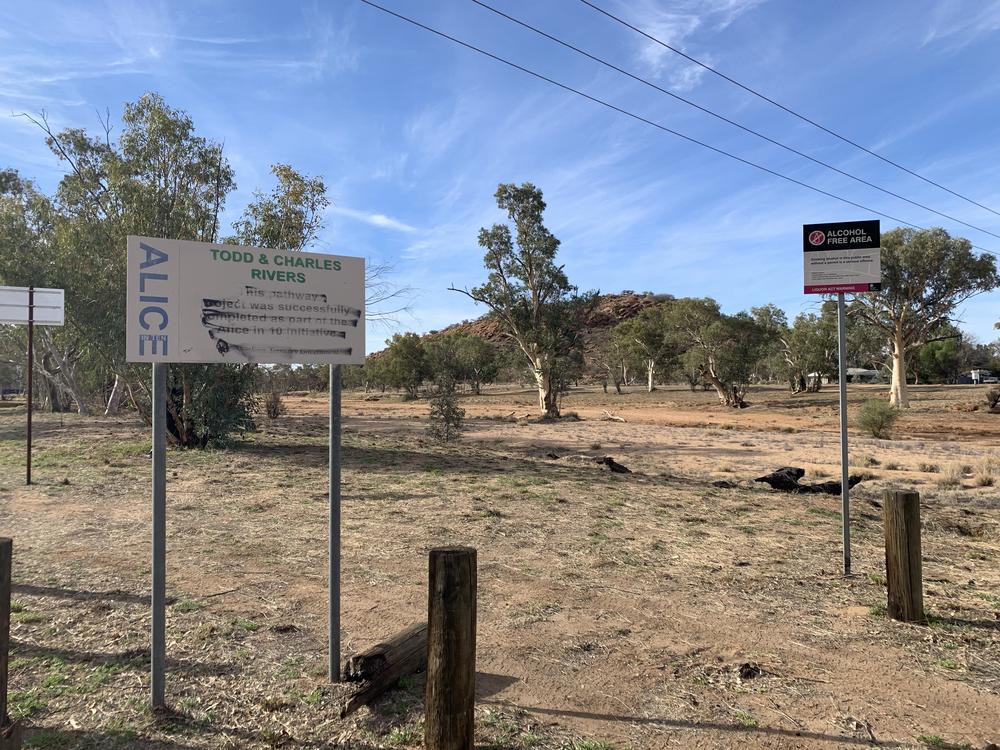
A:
470;0;1000;242
356;0;998;260
578;0;1000;219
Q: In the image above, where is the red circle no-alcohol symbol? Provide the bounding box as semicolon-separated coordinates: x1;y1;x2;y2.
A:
808;230;826;246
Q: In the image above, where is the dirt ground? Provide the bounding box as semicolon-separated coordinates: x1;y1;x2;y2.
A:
1;383;999;749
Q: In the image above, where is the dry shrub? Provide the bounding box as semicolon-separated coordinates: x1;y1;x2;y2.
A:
265;390;286;419
975;454;999;487
856;399;898;439
936;463;964;488
428;380;464;441
987;387;1000;410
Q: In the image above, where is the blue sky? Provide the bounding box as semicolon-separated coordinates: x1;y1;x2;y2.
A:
3;0;999;350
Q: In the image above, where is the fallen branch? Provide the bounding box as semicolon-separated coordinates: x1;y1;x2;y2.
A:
754;467;863;495
340;622;427;717
601;410;626;423
562;455;632;474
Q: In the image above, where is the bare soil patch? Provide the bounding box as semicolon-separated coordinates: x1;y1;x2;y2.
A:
1;384;998;749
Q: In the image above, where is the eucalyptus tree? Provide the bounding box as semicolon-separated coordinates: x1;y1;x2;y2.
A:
452;182;595;416
664;298;769;408
611;306;678;392
850;228;998;407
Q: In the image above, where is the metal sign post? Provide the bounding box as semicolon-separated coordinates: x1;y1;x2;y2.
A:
0;286;65;487
329;364;342;682
125;237;364;706
803;220;881;577
26;288;33;486
151;363;167;708
836;293;851;575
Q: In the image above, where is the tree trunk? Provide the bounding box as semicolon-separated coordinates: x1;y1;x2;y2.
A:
532;362;558;417
38;329;90;415
889;332;910;408
104;374;124;416
182;370;194;444
701;365;730;406
43;374;62;413
646;360;655;392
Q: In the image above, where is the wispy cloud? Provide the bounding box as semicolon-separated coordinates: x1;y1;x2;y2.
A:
921;1;1000;52
137;33;268;46
614;0;767;91
328;205;418;233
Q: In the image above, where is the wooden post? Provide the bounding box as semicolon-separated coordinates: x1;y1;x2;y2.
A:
425;547;476;750
883;490;924;622
1;537;22;750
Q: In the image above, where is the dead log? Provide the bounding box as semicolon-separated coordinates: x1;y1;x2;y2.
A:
340;622;427;717
754;467;805;491
598;456;631;474
561;455;632;473
601;410;626;423
754;466;863;494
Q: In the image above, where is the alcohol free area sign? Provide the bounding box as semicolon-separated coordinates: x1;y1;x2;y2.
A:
126;236;364;364
803;219;881;294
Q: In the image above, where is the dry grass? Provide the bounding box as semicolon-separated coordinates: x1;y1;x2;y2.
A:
2;383;1000;749
975;454;1000;487
936;463;965;488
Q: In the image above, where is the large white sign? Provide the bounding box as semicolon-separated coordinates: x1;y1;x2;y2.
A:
126;236;364;364
0;286;64;325
803;220;881;294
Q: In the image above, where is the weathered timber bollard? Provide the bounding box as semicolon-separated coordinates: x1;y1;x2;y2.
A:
425;547;477;750
1;538;22;750
883;491;924;622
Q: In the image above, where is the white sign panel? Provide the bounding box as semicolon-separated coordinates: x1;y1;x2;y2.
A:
0;286;65;325
126;236;364;364
803;220;881;294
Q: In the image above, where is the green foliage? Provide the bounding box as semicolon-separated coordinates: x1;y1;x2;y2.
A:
782;307;837;391
749;303;789;384
425;334;464;385
453;333;499;393
425;333;500;396
227;163;329;250
915;334;964;384
664;298;771;407
0;93;337;445
461;182;595;416
166;364;258;447
379;332;429;399
851;227;999;406
428;379;465;441
857;399;899;439
611;306;678;391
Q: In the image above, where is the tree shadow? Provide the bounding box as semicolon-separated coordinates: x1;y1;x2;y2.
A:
232;437;629;484
12;582;151;605
482;701;909;747
10;640;237;677
22;726;202;750
929;615;1000;632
